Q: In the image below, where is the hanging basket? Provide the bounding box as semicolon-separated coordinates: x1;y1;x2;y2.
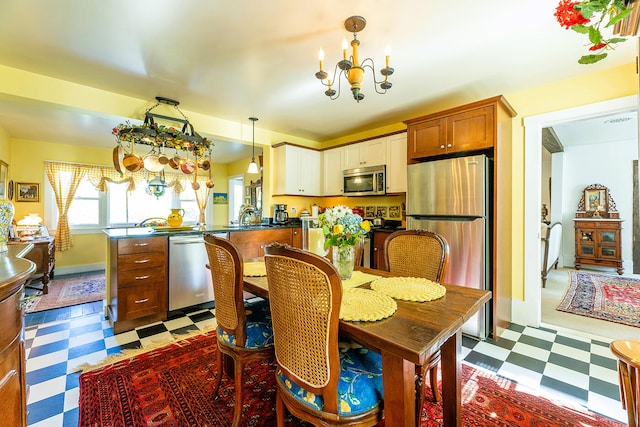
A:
614;0;640;36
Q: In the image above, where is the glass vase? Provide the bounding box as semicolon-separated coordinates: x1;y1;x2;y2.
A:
332;244;355;280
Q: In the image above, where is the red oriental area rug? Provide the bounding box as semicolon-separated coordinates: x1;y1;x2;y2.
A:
78;330;623;427
557;271;640;327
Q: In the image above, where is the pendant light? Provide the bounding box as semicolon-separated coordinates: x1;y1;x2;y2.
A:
247;117;259;174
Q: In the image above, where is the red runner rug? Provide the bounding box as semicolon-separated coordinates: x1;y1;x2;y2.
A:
557;271;640;327
79;330;623;426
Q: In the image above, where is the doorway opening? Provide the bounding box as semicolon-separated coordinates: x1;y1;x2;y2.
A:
228;175;244;225
516;95;639;329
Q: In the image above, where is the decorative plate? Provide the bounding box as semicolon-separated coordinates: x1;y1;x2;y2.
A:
244;261;266;277
370;277;446;302
339;288;397;322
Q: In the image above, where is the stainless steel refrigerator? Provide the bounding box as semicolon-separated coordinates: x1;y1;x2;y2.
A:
406;154;490;339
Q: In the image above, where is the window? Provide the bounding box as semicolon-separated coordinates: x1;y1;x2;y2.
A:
45;174;212;233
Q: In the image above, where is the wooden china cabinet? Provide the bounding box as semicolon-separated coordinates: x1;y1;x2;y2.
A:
573;184;623;275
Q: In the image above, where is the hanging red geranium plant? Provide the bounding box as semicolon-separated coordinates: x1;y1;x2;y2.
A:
554;0;635;64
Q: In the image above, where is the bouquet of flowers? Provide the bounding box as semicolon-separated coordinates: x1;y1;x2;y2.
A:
318;205;371;249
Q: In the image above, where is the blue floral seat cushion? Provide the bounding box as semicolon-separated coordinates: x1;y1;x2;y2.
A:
276;343;383;415
217;298;274;348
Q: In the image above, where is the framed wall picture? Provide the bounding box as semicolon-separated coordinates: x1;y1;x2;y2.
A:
16;182;39;202
376;206;388;218
0;161;7;200
388;205;401;218
364;206;376;219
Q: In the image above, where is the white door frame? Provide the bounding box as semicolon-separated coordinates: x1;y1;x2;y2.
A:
513;95;638;327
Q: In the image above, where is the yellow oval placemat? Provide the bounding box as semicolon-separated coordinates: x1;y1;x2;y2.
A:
370;277;446;302
244;261;266;277
342;270;382;289
339;288;397;322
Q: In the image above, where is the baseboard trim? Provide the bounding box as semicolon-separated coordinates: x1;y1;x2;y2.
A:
55;263;105;276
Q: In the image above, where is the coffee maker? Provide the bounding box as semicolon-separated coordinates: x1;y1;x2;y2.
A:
273;204;289;225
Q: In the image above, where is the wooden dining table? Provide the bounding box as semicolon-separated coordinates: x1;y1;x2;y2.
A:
243;266;491;427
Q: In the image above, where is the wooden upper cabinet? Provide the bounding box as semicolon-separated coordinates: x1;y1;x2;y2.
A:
405;96;515;163
448;106;494;152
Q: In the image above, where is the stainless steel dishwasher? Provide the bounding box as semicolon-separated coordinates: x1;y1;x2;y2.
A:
168;234;218;310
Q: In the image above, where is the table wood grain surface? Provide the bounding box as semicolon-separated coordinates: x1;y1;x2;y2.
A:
243;265;491;427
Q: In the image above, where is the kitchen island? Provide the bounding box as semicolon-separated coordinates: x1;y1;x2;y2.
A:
104;223;302;333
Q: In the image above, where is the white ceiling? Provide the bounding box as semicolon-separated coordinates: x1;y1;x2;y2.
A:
552;110;638;148
0;0;637;163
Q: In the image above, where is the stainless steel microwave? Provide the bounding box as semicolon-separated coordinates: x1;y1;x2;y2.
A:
342;165;386;196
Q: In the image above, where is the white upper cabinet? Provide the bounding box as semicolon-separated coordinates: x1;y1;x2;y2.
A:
322;146;343;196
343;138;387;170
273;144;321;196
385;133;408;193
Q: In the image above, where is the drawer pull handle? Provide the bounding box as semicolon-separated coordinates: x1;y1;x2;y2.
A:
135;275;150;280
134;298;149;304
134;243;149;247
134;259;151;264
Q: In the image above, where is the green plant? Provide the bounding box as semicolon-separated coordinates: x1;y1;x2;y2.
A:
555;0;634;64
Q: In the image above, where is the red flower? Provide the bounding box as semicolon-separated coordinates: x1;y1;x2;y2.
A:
112;127;119;135
589;43;607;50
555;0;590;29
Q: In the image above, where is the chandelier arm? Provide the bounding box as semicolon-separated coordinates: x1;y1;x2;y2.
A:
361;60;392;94
329;69;344;100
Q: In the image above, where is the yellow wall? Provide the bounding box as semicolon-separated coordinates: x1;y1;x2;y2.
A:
8;137;236;271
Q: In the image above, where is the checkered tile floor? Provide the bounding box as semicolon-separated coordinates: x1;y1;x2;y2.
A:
24;293;628;426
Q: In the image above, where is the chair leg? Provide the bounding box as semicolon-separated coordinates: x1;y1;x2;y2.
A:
232;358;244;427
430;364;441;402
212;348;223;397
276;390;286;427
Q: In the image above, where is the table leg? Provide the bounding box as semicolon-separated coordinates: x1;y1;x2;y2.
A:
381;350;416;427
441;330;462;427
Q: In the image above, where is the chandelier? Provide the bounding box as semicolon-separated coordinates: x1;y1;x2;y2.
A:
315;16;394;102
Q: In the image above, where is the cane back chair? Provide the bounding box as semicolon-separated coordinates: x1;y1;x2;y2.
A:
382;229;450;422
203;233;274;427
264;243;384;427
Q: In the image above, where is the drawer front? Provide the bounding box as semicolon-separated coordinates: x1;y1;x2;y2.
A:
118;283;167;320
118;266;166;288
118;237;167;255
117;252;166;271
594;221;621;230
0;288;22;352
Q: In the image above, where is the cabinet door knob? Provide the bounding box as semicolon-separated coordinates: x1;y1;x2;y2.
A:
440;145;445;149
374;247;378;252
447;143;452;148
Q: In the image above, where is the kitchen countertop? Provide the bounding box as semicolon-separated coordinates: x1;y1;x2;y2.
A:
103;223;301;239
